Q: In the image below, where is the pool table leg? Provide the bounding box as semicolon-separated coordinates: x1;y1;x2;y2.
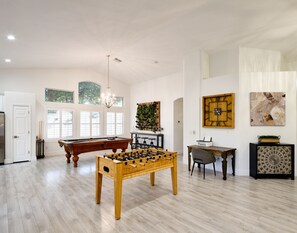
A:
112;149;117;153
72;154;79;167
65;152;71;163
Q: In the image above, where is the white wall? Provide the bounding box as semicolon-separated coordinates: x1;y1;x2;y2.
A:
238;47;297;175
239;47;282;72
4;91;36;163
183;48;297;176
130;72;183;150
200;49;240;173
183;50;201;163
0;95;3;111
238;72;296;175
0;68;130;156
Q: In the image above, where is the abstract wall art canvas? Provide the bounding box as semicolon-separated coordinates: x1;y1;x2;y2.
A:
250;92;286;126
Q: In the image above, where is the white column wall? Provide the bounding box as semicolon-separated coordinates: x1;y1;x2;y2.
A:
200;49;240;173
130;72;183;150
182;50;201;164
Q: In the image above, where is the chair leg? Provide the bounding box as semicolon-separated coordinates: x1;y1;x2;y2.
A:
203;164;205;179
191;161;196;176
213;162;216;176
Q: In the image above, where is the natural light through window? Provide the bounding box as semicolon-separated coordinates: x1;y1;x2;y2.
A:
106;112;123;136
80;111;100;137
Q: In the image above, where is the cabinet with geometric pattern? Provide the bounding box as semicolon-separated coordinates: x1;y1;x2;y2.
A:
250;143;294;180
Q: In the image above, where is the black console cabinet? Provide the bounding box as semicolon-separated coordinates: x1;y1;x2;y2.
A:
250;143;294;180
36;139;45;159
130;132;164;149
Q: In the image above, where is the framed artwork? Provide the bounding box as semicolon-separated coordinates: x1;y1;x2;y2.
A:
250;92;286;126
135;101;161;132
202;93;235;128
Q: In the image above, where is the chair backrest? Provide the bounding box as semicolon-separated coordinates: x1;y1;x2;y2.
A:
192;148;216;164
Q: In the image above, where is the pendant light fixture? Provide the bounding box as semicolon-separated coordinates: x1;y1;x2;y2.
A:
101;55;116;108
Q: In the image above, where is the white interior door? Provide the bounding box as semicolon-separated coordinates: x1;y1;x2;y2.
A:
13;105;31;162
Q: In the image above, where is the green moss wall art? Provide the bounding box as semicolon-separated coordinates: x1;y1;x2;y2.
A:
136;101;161;132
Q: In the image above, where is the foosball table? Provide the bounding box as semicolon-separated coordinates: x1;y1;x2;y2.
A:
95;148;178;220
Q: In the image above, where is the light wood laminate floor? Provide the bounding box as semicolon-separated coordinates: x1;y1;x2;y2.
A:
0;154;297;233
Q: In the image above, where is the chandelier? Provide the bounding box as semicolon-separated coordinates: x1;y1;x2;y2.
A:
101;55;116;108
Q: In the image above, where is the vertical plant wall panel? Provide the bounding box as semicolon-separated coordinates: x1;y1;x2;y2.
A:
136;101;160;132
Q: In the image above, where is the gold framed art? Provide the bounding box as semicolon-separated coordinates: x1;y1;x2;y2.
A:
202;93;235;128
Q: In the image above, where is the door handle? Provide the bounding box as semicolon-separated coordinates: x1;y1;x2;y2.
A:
13;136;19;138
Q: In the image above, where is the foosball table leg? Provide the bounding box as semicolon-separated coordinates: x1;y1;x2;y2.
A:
150;172;155;186
114;162;123;220
96;157;103;204
171;157;178;195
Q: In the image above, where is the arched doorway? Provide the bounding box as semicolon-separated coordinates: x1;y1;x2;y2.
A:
173;98;183;155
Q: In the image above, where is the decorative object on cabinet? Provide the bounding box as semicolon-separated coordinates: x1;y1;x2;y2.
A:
135;101;160;132
249;143;294;180
250;92;286;126
202;93;234;128
258;135;280;144
130;132;164;149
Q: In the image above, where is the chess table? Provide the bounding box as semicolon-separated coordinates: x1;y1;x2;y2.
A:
95;148;178;220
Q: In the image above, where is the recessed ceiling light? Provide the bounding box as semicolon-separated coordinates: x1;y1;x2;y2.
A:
7;34;16;41
5;59;11;63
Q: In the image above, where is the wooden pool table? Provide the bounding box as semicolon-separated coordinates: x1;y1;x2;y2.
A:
58;137;132;167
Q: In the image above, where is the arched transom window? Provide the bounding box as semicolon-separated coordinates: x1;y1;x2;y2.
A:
79;81;101;105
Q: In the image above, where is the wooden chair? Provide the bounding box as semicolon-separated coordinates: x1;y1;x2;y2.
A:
190;148;216;179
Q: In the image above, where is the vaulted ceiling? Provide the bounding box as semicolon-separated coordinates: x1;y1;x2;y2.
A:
1;0;297;84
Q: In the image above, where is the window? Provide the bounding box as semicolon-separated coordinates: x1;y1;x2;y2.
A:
45;88;74;103
80;111;100;137
113;97;124;107
47;109;73;138
106;112;123;136
79;81;101;105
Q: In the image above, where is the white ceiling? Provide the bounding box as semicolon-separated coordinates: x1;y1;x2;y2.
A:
1;0;297;84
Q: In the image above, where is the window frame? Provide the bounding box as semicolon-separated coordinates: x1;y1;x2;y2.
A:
46;108;74;140
78;81;101;105
106;111;124;136
113;97;124;107
45;88;74;103
79;110;101;138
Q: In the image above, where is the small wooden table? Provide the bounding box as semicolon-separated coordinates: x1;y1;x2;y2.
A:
187;145;236;180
